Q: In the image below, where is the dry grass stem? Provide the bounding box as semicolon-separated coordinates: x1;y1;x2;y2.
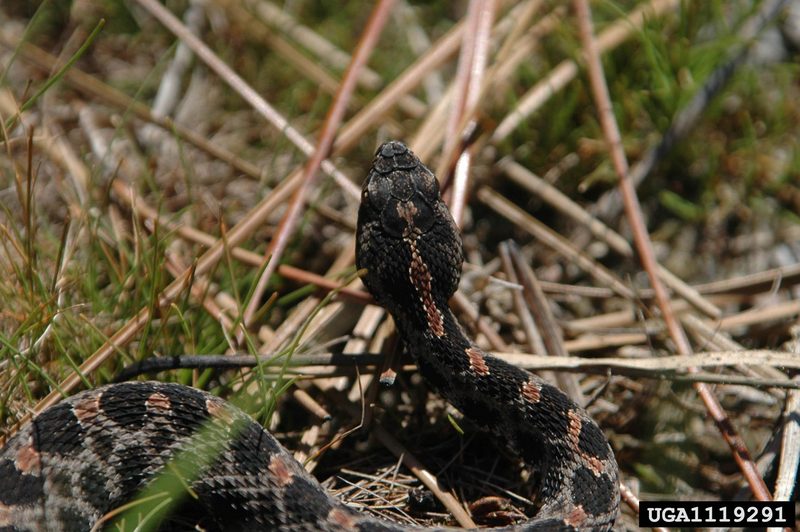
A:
574;0;773;500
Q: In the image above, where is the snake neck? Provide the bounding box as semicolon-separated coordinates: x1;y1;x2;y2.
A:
390;301;620;529
354;141;619;528
391;301;529;443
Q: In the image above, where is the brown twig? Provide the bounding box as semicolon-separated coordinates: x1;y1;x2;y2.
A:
335;18;465;155
437;0;495;227
505;241;585;404
573;0;772;501
619;483;669;532
241;0;395;335
113;349;800;388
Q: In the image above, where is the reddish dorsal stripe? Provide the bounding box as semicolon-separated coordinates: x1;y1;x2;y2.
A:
73;394;100;425
565;505;588;527
395;201;418;235
0;502;13;526
145;392;171;412
521;380;542;403
466;347;490;376
407;238;445;337
568;410;606;476
567;410;583;446
205;397;235;424
15;440;41;473
268;455;294;487
327;507;357;530
583;453;606;476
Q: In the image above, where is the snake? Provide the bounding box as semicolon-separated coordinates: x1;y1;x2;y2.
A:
0;140;620;531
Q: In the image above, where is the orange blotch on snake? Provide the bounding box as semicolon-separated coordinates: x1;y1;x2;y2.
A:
268;455;294;487
568;410;606;476
564;505;588;527
466;347;490;376
327;508;357;530
521;380;542;404
15;441;41;473
73;394;100;425
145;392;171;412
408;239;445;337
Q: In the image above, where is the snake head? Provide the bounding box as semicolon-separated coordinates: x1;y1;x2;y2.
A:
358;140;439;239
356;141;463;322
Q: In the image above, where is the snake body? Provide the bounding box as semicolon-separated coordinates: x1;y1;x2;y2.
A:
0;141;619;530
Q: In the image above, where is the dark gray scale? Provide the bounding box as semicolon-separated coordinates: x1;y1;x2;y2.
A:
97;382;153;427
31;401;85;455
571;466;618;516
576;418;612;460
0;140;619;531
0;459;44;507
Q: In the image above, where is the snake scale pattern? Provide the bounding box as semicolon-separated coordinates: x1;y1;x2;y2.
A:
0;141;619;531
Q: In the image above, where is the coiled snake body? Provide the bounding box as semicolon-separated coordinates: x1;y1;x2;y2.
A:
0;141;619;531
